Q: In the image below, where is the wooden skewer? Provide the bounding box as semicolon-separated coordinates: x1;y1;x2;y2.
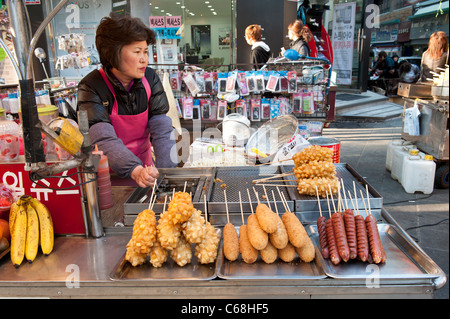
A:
251;184;298;188
352;181;358;207
150;193;157;211
148;182;157;209
252;187;261;205
280;192;291;213
247;188;254;214
347;191;358;215
162;194;168;213
328;184;337;214
359;190;370;217
337;183;342;212
254;158;293;166
276;187;289;212
239;191;245;225
224;189;229;224
252;171;294;183
341;179;348;210
254;179;291;184
271;190;279;215
315;186;323;218
183;181;187;193
204;194;208;221
326;191;332;218
365;185;372;216
262;185;271;210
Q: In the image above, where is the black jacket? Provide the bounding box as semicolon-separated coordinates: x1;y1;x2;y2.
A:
289;38;310;57
77;67;169;127
251;45;271;69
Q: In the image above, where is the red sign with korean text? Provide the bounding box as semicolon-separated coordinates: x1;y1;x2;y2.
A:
0;162;85;235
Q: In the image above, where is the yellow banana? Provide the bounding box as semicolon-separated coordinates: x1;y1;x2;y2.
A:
9;199;21;236
10;204;27;268
29;197;54;255
25;203;39;263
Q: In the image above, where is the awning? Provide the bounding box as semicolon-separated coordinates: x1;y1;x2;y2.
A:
408;1;449;20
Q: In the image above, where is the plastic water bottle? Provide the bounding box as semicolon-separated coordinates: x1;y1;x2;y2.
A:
92;144;113;210
401;152;436;194
391;145;417;183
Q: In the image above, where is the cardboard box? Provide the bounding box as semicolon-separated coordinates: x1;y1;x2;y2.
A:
397;83;432;98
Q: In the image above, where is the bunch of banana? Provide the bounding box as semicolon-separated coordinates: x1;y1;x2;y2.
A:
9;195;54;267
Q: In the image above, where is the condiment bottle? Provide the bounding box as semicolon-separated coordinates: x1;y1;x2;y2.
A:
92;144;113;209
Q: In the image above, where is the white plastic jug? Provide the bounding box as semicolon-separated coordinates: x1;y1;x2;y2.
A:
401;153;436;194
222;113;251;147
386;140;412;171
391;145;417;183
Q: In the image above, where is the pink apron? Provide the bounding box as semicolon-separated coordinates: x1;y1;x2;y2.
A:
98;68;153;167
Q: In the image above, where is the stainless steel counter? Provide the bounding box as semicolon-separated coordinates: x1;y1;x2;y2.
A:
0;209;445;299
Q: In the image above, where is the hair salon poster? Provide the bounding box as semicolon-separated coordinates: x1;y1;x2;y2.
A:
331;2;356;85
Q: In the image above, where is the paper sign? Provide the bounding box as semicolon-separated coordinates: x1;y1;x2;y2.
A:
149;16;165;28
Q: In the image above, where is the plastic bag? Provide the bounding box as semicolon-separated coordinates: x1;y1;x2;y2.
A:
271;134;311;165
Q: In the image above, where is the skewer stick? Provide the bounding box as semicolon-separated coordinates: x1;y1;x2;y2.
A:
247;188;254;214
280;192;291;213
224;189;229;224
359;190;369;217
262;185;271;210
204;194;208;221
341;179;348;210
347;191;357;215
252;187;261;205
315;186;323;218
276;187;289;212
183;181;187;193
253;171;294;183
328;184;337;214
326;191;332;218
163;194;168;213
352;181;358;207
239;191;245;225
254;158;293;166
365;184;372;216
150;193;157;210
251;184;298;188
254;179;290;184
337;184;342;212
271;190;279;215
148;182;157;209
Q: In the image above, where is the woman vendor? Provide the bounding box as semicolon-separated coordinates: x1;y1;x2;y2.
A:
78;13;177;188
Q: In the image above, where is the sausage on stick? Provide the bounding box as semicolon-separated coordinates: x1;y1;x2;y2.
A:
222;189;240;262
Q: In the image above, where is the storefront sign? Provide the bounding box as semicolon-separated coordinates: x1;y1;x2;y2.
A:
149;16;182;40
332;2;356;85
397;21;411;42
0;162;85;235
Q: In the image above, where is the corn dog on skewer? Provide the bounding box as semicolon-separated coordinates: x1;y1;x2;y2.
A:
294;161;336;179
166;192;195;225
157;211;182;250
195;222;220;264
297;177;340;198
125;209;157;266
293;145;333;165
181;209;206;244
170;235;193;267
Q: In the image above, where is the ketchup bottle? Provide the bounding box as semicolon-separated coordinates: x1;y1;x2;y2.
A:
92;144;113;210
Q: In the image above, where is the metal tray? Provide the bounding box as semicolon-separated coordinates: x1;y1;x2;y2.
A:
281;163;383;213
309;223;443;284
216;226;326;280
110;229;221;281
207;166;295;225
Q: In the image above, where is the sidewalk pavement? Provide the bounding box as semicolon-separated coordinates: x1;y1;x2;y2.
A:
323;117;449;299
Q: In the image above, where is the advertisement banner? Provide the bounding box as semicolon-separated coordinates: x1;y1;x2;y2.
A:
332;2;356;85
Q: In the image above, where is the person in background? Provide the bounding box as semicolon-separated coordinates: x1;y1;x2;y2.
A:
281;20;312;57
419;31;449;83
245;24;271;69
398;61;420;83
77;13;177;188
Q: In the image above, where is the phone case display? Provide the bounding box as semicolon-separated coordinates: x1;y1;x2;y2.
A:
172;58;331;123
55;34;91;70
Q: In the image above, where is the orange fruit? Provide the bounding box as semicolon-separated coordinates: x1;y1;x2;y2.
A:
0;219;9;241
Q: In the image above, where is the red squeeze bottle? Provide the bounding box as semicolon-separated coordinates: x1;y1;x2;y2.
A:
92;144;113;210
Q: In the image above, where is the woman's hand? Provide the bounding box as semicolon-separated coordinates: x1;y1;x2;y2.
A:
131;165;159;188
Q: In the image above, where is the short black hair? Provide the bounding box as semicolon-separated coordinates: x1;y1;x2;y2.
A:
95;13;155;69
